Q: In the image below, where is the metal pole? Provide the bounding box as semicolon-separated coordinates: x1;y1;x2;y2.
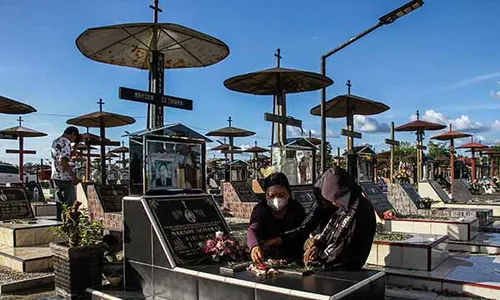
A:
19;136;24;184
320;22;385;174
390;122;395;184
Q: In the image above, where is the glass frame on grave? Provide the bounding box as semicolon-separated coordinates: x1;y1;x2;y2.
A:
226;160;248;182
271;145;316;186
129;134;206;195
357;153;375;183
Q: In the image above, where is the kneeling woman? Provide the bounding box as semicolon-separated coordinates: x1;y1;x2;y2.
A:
247;172;308;263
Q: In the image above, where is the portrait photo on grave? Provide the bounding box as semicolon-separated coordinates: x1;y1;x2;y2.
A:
151;160;175;189
297;151;313;185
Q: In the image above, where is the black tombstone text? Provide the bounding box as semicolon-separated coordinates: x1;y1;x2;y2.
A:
401;183;424;209
147;195;230;265
291;185;316;214
95;185;129;212
360;182;393;216
231;181;260;202
0;187;34;221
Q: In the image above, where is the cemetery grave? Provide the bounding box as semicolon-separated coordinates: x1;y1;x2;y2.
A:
104;193;387;300
0;187;62;273
222;181;261;219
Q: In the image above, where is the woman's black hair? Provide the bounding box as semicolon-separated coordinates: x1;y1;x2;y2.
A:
263;172;291;195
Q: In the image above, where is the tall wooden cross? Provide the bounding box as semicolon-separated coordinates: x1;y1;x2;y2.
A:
227;116;233;127
275;48;282;68
385;122;400;183
149;0;163;23
17;116;23;126
97;98;105;111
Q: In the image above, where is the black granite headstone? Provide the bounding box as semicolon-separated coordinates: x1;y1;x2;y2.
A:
95;184;129;212
401;183;424;208
429;179;450;203
452;180;473;203
230;181;260;202
360;182;393;216
147;195;230;266
0;187;34;221
290;185;315;214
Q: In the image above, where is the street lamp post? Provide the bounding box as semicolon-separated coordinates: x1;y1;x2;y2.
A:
320;0;424;174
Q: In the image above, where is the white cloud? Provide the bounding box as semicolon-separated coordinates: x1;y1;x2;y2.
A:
491;91;500;100
237;144;251;151
409;110;489;133
287;126;306;137
354;115;390;133
326;129;337;138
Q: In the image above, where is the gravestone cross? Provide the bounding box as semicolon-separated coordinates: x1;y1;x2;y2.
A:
97;98;105;111
385;122;400;183
149;0;163;23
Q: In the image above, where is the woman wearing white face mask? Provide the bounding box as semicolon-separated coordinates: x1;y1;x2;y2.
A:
247;172;308;263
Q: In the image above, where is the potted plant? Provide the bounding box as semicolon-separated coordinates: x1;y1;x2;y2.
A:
50;201;105;300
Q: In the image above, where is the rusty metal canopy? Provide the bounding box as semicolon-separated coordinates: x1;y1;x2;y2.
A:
0;125;47;138
76;23;229;70
376;151;391;158
80;133;102;142
106;152;120;158
431;130;471;141
221;149;244;154
310;94;389;118
206;126;255;138
210;144;241;151
67;111;136;128
395;120;446;132
243;141;268;153
109;146;129;153
457;142;488;149
224;67;333;95
75;143;97;151
0;96;37;114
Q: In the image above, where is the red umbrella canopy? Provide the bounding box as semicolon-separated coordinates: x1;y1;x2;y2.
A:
109;146;129;153
431;124;471;141
396;110;446;132
0;96;37;114
456;138;488;150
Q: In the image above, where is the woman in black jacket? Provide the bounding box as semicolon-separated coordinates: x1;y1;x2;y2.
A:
280;166;376;270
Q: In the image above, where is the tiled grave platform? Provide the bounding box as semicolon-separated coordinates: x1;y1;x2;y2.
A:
383;217;479;241
367;233;448;271
369;254;500;300
120;263;386;300
436;202;500;217
473;193;500;202
123;194;386;300
446;232;500;254
0;244;53;272
30;202;56;217
0;219;62;247
418;207;493;229
222;181;260;219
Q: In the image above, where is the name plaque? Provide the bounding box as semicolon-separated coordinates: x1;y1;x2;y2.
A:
360;182;393;217
147;195;230;265
95;184;129;212
0;187;34;221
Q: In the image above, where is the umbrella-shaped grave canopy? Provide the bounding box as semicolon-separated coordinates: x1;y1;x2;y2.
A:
0;96;37;115
310;94;389;118
206;117;255;162
224;67;333;95
210;144;241;151
395;110;446;182
456;138;487;181
109;145;129;153
243;141;268;153
224;49;333;145
76;23;229;70
0;119;47;182
431;124;471;185
67;100;136;184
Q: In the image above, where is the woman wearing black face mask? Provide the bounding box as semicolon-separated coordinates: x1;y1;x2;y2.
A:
246;172;308;263
281;166;376;270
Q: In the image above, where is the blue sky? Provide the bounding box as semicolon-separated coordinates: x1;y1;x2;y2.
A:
0;0;499;165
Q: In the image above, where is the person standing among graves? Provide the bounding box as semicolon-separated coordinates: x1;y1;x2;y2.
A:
247;172;308;263
51;126;80;221
280;166;376;270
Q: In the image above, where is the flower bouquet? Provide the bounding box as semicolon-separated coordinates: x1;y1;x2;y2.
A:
393;169;410;184
383;209;397;220
201;231;243;262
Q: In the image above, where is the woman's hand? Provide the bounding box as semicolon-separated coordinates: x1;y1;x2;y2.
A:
251;246;264;263
260;237;282;250
303;245;318;265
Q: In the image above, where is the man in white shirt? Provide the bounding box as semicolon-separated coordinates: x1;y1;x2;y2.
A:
51;126;80;221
